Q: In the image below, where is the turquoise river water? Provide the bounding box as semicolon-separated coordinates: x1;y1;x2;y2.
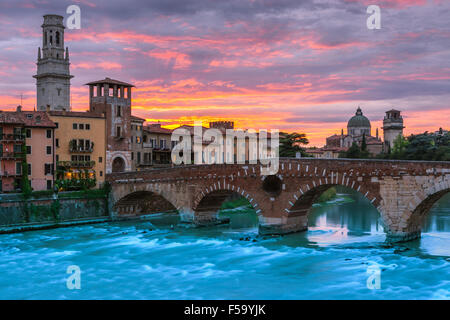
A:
0;190;449;300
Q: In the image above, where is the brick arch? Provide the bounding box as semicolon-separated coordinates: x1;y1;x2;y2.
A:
284;177;383;233
113;190;178;215
193;182;262;218
111;183;180;215
286;177;381;213
401;181;450;238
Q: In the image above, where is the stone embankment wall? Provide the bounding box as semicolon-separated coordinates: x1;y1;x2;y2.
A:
0;191;109;231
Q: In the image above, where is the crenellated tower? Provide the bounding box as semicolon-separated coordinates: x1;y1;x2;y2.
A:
33;14;73;111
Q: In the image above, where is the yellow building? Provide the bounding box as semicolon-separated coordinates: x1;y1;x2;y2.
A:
48;111;106;189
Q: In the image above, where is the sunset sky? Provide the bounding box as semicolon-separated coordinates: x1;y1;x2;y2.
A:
0;0;449;146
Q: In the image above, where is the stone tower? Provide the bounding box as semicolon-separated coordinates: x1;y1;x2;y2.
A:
86;78;134;173
382;109;404;151
34;14;73;111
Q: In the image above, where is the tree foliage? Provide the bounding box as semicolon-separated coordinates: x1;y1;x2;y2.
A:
279;132;310;157
381;131;450;161
339;141;370;159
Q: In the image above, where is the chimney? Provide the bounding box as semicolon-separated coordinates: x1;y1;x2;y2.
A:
16;105;22;112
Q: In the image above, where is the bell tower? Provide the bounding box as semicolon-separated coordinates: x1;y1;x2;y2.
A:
33;14;73;111
382;109;404;151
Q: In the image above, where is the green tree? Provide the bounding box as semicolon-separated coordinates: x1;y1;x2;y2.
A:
279;132;310;157
340;142;361;159
391;134;408;159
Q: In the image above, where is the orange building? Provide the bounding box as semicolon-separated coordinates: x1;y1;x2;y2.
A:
0;107;56;192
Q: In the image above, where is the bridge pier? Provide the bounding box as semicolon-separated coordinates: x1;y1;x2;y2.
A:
179;209;230;228
259;215;308;236
386;230;421;243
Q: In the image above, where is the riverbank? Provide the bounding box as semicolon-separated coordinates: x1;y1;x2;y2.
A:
0;189;109;233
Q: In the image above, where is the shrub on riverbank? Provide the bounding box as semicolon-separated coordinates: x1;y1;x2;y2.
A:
317;187;337;203
221;197;252;210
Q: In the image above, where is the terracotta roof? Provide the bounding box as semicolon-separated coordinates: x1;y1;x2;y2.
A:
85;77;135;87
131;115;145;122
48;110;105;119
0;111;24;125
0;109;56;127
22;111;56;128
145;124;173;134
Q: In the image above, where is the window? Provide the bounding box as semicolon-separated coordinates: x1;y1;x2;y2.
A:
79;124;84;130
46;146;52;155
117;105;122;117
137;152;141;163
71;155;77;161
14;144;22;153
26;146;31;154
73;123;78;130
100;171;103;177
57;88;61;96
56;154;59;162
55;138;59;148
16;162;22;175
136;136;141;144
46;129;52;138
44;164;52;175
131;152;134;160
28;164;31;176
99;157;102;163
86;124;90;130
47;180;52;190
55;122;59;128
26;114;33;119
116;126;121;137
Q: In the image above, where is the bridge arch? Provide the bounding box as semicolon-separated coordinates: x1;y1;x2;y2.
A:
397;186;450;241
113;190;178;215
111;183;181;217
193;183;262;224
284;177;383;235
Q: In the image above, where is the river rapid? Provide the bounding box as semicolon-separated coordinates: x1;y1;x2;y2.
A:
0;190;448;300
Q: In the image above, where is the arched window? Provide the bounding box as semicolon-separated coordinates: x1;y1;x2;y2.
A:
44;32;47;45
56;31;60;45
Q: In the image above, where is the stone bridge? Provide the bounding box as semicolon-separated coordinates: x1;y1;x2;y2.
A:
106;158;450;242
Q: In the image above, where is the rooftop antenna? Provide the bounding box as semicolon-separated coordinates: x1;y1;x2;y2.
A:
20;93;23;106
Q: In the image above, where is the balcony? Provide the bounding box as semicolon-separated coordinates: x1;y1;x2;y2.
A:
57;160;96;168
1;134;25;143
69;141;94;153
0;171;22;177
0;152;25;160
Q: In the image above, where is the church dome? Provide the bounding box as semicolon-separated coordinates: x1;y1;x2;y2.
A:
348;107;371;128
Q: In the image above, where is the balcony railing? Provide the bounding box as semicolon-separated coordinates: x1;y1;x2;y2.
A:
57;160;96;168
0;171;22;177
69;142;94;153
0;152;25;159
1;134;25;142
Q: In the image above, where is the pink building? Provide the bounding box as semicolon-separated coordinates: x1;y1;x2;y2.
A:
0;106;56;193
